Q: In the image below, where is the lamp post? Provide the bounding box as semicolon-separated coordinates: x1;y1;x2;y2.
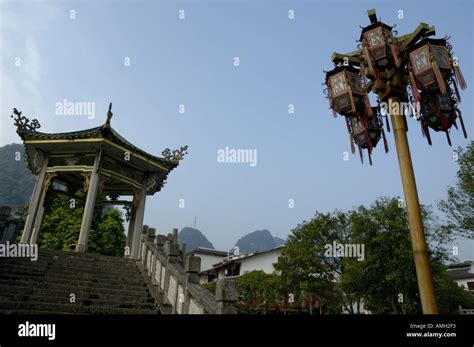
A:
324;9;467;314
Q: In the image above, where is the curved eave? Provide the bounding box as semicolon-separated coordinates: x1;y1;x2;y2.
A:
17;125;180;176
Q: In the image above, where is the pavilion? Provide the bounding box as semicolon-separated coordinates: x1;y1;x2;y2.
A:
11;104;187;258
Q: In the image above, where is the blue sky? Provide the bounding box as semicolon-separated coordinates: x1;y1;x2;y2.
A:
1;0;473;259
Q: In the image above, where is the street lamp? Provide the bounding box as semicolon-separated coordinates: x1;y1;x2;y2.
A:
325;65;388;164
324;9;468;314
406;38;468;145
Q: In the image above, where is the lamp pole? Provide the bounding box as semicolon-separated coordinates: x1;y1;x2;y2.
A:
323;8;467;314
389;95;438;313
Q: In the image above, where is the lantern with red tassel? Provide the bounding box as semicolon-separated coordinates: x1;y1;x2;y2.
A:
325;65;387;165
360;21;400;74
325;65;367;116
407;37;468;145
347;107;388;165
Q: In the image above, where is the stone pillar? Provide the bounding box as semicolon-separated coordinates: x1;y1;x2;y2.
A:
172;228;178;244
215;278;238;314
75;150;102;253
21;153;49;244
155;234;166;252
184;255;201;314
130;184;147;259
165;239;180;264
29;172;56;244
29;192;46;244
185;255;201;284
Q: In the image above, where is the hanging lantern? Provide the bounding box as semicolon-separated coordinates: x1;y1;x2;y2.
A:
360;21;401;74
325;65;388;165
419;89;467;145
407;38;468;145
346;107;389;165
325;65;372;117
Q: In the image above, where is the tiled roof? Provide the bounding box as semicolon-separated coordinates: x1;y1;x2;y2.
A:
447;261;474;280
18;125;178;170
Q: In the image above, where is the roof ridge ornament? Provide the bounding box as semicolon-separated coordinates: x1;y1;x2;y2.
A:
104;102;113;128
161;145;188;162
11;108;41;133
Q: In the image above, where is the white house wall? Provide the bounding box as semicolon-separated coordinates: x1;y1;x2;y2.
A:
239;250;281;275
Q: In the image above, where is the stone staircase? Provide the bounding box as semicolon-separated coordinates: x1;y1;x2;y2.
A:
0;248;159;314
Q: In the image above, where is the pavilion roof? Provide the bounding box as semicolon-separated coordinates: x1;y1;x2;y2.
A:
11;106;188;195
17;124;178;171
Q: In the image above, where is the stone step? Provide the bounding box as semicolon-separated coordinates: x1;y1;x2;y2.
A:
0;248;160;315
35;249;135;264
0;273;149;293
1;293;156;310
46;264;142;276
0;282;151;300
0;309;75;315
0;301;158;314
0;255;138;270
0;266;145;284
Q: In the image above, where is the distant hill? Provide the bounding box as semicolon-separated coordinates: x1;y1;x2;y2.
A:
273;236;286;247
0;143;35;207
178;227;214;252
234;229;285;253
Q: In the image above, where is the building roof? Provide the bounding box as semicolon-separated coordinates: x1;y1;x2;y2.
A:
11;107;188;195
18;125;179;171
203;245;284;273
447;261;474;280
188;248;228;257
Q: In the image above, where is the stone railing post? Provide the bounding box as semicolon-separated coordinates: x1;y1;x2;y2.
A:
0;206;11;218
155;234;166;252
183;255;201;314
172;227;178;244
139;225;149;262
215;278;238;314
162;236;179;309
164;239;180;264
185;255;201;284
146;228;156;276
147;227;156;240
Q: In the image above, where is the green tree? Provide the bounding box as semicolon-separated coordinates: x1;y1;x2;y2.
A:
39;194;126;256
275;211;351;313
439;141;474;239
89;208;126;256
341;198;451;314
40;195;84;250
238;270;283;314
276;197;470;314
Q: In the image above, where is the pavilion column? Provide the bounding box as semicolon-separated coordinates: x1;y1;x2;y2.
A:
29;172;56;244
75;150;102;253
131;184;147;259
29;192;46;244
21;153;49;244
126;206;137;257
30;172;57;244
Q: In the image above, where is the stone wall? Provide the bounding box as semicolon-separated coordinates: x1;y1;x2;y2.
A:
137;225;238;314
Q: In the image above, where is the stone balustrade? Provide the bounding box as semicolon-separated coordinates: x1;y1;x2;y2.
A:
137;225;238;314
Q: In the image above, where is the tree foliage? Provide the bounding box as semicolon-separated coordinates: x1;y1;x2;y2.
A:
439;141;474;239
274;197;472;314
238;270;283;314
40;194;126;256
